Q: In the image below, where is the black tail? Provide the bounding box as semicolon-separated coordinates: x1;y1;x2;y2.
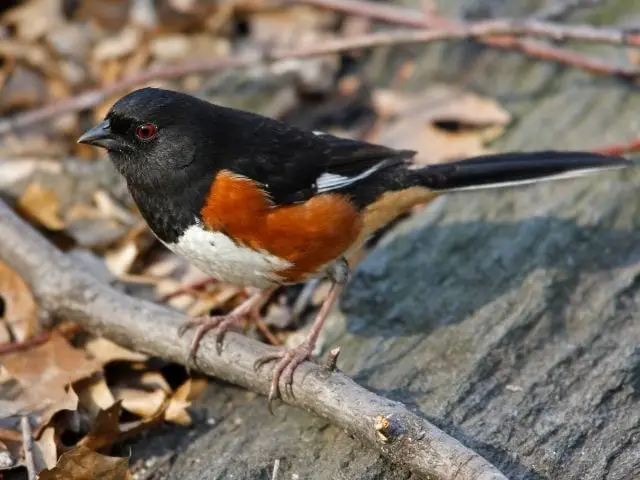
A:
416;151;632;192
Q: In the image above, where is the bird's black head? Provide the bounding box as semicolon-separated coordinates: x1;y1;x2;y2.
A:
78;87;216;189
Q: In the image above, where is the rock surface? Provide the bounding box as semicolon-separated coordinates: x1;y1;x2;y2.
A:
130;1;640;478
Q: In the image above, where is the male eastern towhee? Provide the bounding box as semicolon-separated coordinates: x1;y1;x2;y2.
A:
78;87;633;409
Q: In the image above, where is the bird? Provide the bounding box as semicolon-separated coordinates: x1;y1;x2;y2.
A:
78;86;633;410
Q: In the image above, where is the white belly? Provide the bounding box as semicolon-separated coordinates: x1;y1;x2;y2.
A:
165;224;291;288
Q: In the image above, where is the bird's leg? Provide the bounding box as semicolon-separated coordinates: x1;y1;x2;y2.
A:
255;279;345;412
178;286;277;368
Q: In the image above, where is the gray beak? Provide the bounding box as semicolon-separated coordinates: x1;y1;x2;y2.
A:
78;120;120;150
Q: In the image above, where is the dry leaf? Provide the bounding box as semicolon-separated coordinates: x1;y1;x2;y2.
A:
0;64;48;113
0;429;22;443
77;377;116;418
0;434;22;471
136;371;171;393
36;384;79;436
104;242;139;277
186;284;241;317
78;402;122;451
0;259;38;343
0;332;101;419
372;85;511;164
111;375;203;425
33;426;57;471
104;224;155;277
93;26;142;62
78;400;168;451
84;338;148;364
164;378;206;425
16;182;65;231
3;0;66;42
39;445;131;480
112;387;167;420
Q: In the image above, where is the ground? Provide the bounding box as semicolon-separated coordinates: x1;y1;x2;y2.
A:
119;0;640;478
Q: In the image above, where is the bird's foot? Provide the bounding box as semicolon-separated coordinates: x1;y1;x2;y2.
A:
254;340;315;414
178;313;243;369
178;287;276;370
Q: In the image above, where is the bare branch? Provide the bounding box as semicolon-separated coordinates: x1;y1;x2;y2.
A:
21;416;36;480
593;136;640;156
1;16;638;137
534;0;603;21
0;199;507;479
293;0;640;75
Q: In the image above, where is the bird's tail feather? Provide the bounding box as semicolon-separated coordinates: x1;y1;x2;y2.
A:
415;151;632;192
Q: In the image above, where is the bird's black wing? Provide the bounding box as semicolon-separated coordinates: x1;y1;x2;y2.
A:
219;108;414;205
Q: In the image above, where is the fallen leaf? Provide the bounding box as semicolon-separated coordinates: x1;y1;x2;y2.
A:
164;378;206;425
186;284;241;317
33;426;57;471
36;384;79;436
78;402;121;451
0;436;21;471
3;0;66;43
39;445;131;480
78;399;168;451
0;332;101;420
110;372;204;425
0;64;49;113
16;182;65;231
77;376;116;418
103;224;155;277
136;371;171;393
84;338;148;364
0;429;22;443
0;259;38;343
111;387;167;420
371;85;511;164
93;26;142;62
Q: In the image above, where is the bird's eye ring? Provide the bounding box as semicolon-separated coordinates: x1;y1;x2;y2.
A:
135;123;158;141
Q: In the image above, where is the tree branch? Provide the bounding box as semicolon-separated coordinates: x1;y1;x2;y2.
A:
2;15;638;137
21;416;36;480
293;0;640;75
0;199;507;479
593;136;640;156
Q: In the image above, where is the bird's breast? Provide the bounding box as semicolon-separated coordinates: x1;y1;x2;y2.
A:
166;223;291;288
199;170;364;285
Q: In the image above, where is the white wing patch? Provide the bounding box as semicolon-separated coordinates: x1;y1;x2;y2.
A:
316;162;385;193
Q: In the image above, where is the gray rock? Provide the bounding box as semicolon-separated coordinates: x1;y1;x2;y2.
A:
130;0;640;478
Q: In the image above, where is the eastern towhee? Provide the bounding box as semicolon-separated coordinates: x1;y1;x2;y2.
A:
78;87;633;409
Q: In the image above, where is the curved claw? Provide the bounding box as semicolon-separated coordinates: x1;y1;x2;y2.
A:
178;315;241;371
267;384;280;415
253;352;282;371
177;318;201;338
254;343;314;414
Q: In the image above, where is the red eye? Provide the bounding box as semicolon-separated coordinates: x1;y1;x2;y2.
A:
135;123;157;140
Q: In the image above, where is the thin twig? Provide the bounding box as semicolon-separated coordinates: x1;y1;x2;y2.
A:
271;458;281;480
534;0;603;21
293;0;639;75
0;331;51;355
323;346;341;372
593;136;640;156
0;323;81;355
0;199;507;480
20;416;36;480
2;14;639;135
